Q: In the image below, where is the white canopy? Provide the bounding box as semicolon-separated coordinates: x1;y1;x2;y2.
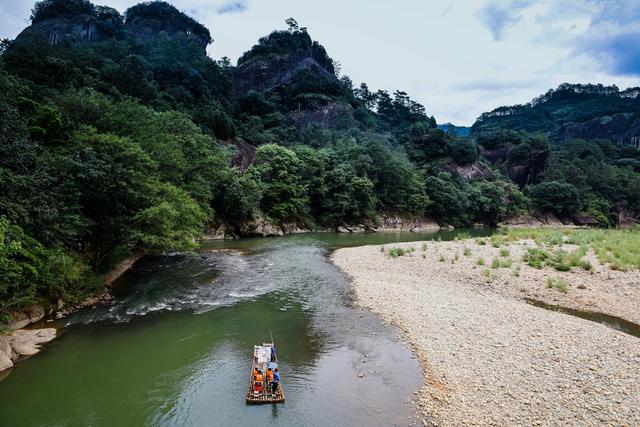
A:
254;345;272;364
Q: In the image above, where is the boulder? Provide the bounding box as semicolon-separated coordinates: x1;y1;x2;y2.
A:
9;329;57;357
239;217;284;237
377;215;441;231
7;304;45;330
0;351;12;372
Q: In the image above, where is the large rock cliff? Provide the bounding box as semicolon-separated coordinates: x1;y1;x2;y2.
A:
14;0;211;55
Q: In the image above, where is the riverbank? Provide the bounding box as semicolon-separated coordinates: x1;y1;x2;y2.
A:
332;234;640;426
0;252;145;374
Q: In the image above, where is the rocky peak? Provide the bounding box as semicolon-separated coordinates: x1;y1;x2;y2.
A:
233;28;337;97
14;0;211;55
124;1;212;54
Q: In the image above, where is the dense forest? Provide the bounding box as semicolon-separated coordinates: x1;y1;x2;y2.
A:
1;0;639;317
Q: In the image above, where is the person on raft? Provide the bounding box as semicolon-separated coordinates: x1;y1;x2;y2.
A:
270;368;280;393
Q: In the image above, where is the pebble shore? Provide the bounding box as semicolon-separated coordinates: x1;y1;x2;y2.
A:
332;239;640;426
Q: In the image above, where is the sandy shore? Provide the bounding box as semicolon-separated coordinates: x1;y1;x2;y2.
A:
331;238;640;426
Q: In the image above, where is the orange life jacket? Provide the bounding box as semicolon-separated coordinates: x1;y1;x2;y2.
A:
266;371;274;382
255;374;263;382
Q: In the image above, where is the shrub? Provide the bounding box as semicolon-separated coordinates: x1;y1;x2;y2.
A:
389;247;408;258
547;277;568;293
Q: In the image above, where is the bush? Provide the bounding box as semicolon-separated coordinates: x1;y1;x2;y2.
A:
529;181;581;217
547;277;568;293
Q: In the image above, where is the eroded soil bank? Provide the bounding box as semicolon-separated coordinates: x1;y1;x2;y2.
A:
332;238;640;426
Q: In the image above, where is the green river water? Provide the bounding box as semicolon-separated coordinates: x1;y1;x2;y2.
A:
0;230;491;427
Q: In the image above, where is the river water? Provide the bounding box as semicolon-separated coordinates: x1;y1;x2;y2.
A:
0;230;490;426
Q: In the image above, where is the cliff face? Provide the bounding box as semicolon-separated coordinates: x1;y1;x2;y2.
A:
232;49;336;97
14;1;211;55
558;114;640;148
481;144;549;187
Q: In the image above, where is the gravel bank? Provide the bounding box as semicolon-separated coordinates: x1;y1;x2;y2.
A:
331;239;640;426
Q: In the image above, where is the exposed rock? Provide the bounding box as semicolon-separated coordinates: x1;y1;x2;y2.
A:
573;214;599;227
499;215;545;228
238;217;284;237
287;102;355;130
221;138;257;171
480;144;548;187
539;213;569;227
8;329;57;358
14;1;210;55
233;49;335;97
443;162;494;180
0;351;12;372
103;252;144;286
558;113;640;148
7;304;45;330
378;215;441;231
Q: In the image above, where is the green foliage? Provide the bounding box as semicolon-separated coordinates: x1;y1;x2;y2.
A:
546;277;568;293
124;1;212;44
0;218;93;315
31;0;95;23
528;181;581;217
251;144;309;223
389;247;409;258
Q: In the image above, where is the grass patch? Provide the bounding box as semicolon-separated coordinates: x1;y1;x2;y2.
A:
476;238;487;246
546;277;568;293
454;232;471;241
490;235;505;248
522;246;592;272
504;228;640;270
477;257;485;266
483;269;497;282
492;257;512;269
438;254;446;262
463;247;472;257
499;248;510;257
389;247;410;258
421;243;428;251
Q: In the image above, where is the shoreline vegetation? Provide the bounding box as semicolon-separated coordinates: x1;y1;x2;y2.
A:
332;228;640;426
2;0;640;342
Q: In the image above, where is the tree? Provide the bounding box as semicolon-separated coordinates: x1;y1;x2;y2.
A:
528;181;581;217
251;144;309;223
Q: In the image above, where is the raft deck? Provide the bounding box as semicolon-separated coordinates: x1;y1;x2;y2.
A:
246;342;285;404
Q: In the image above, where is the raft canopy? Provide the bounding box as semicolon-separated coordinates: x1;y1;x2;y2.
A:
254;345;272;364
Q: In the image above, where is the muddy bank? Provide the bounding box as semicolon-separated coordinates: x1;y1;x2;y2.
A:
332;239;640;426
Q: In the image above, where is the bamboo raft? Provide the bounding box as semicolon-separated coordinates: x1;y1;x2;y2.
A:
246;342;285;404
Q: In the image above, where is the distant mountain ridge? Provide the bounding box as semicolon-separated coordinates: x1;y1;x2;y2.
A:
472;83;640;148
437;123;471;137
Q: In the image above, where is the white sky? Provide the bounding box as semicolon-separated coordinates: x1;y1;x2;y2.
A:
1;0;639;125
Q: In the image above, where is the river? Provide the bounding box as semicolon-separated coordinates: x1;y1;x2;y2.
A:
0;230;491;426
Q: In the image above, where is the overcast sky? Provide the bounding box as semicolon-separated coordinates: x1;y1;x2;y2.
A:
1;0;639;125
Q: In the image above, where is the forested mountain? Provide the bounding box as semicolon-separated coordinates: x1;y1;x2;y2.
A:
1;0;639;316
473;83;640;147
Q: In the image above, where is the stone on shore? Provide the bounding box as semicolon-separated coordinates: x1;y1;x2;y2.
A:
9;329;57;357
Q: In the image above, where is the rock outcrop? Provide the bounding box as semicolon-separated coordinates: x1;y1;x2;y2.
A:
481;144;548;187
0;328;57;373
14;1;211;55
558;114;640;148
233;48;335;97
377;215;441;231
443;161;495;180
